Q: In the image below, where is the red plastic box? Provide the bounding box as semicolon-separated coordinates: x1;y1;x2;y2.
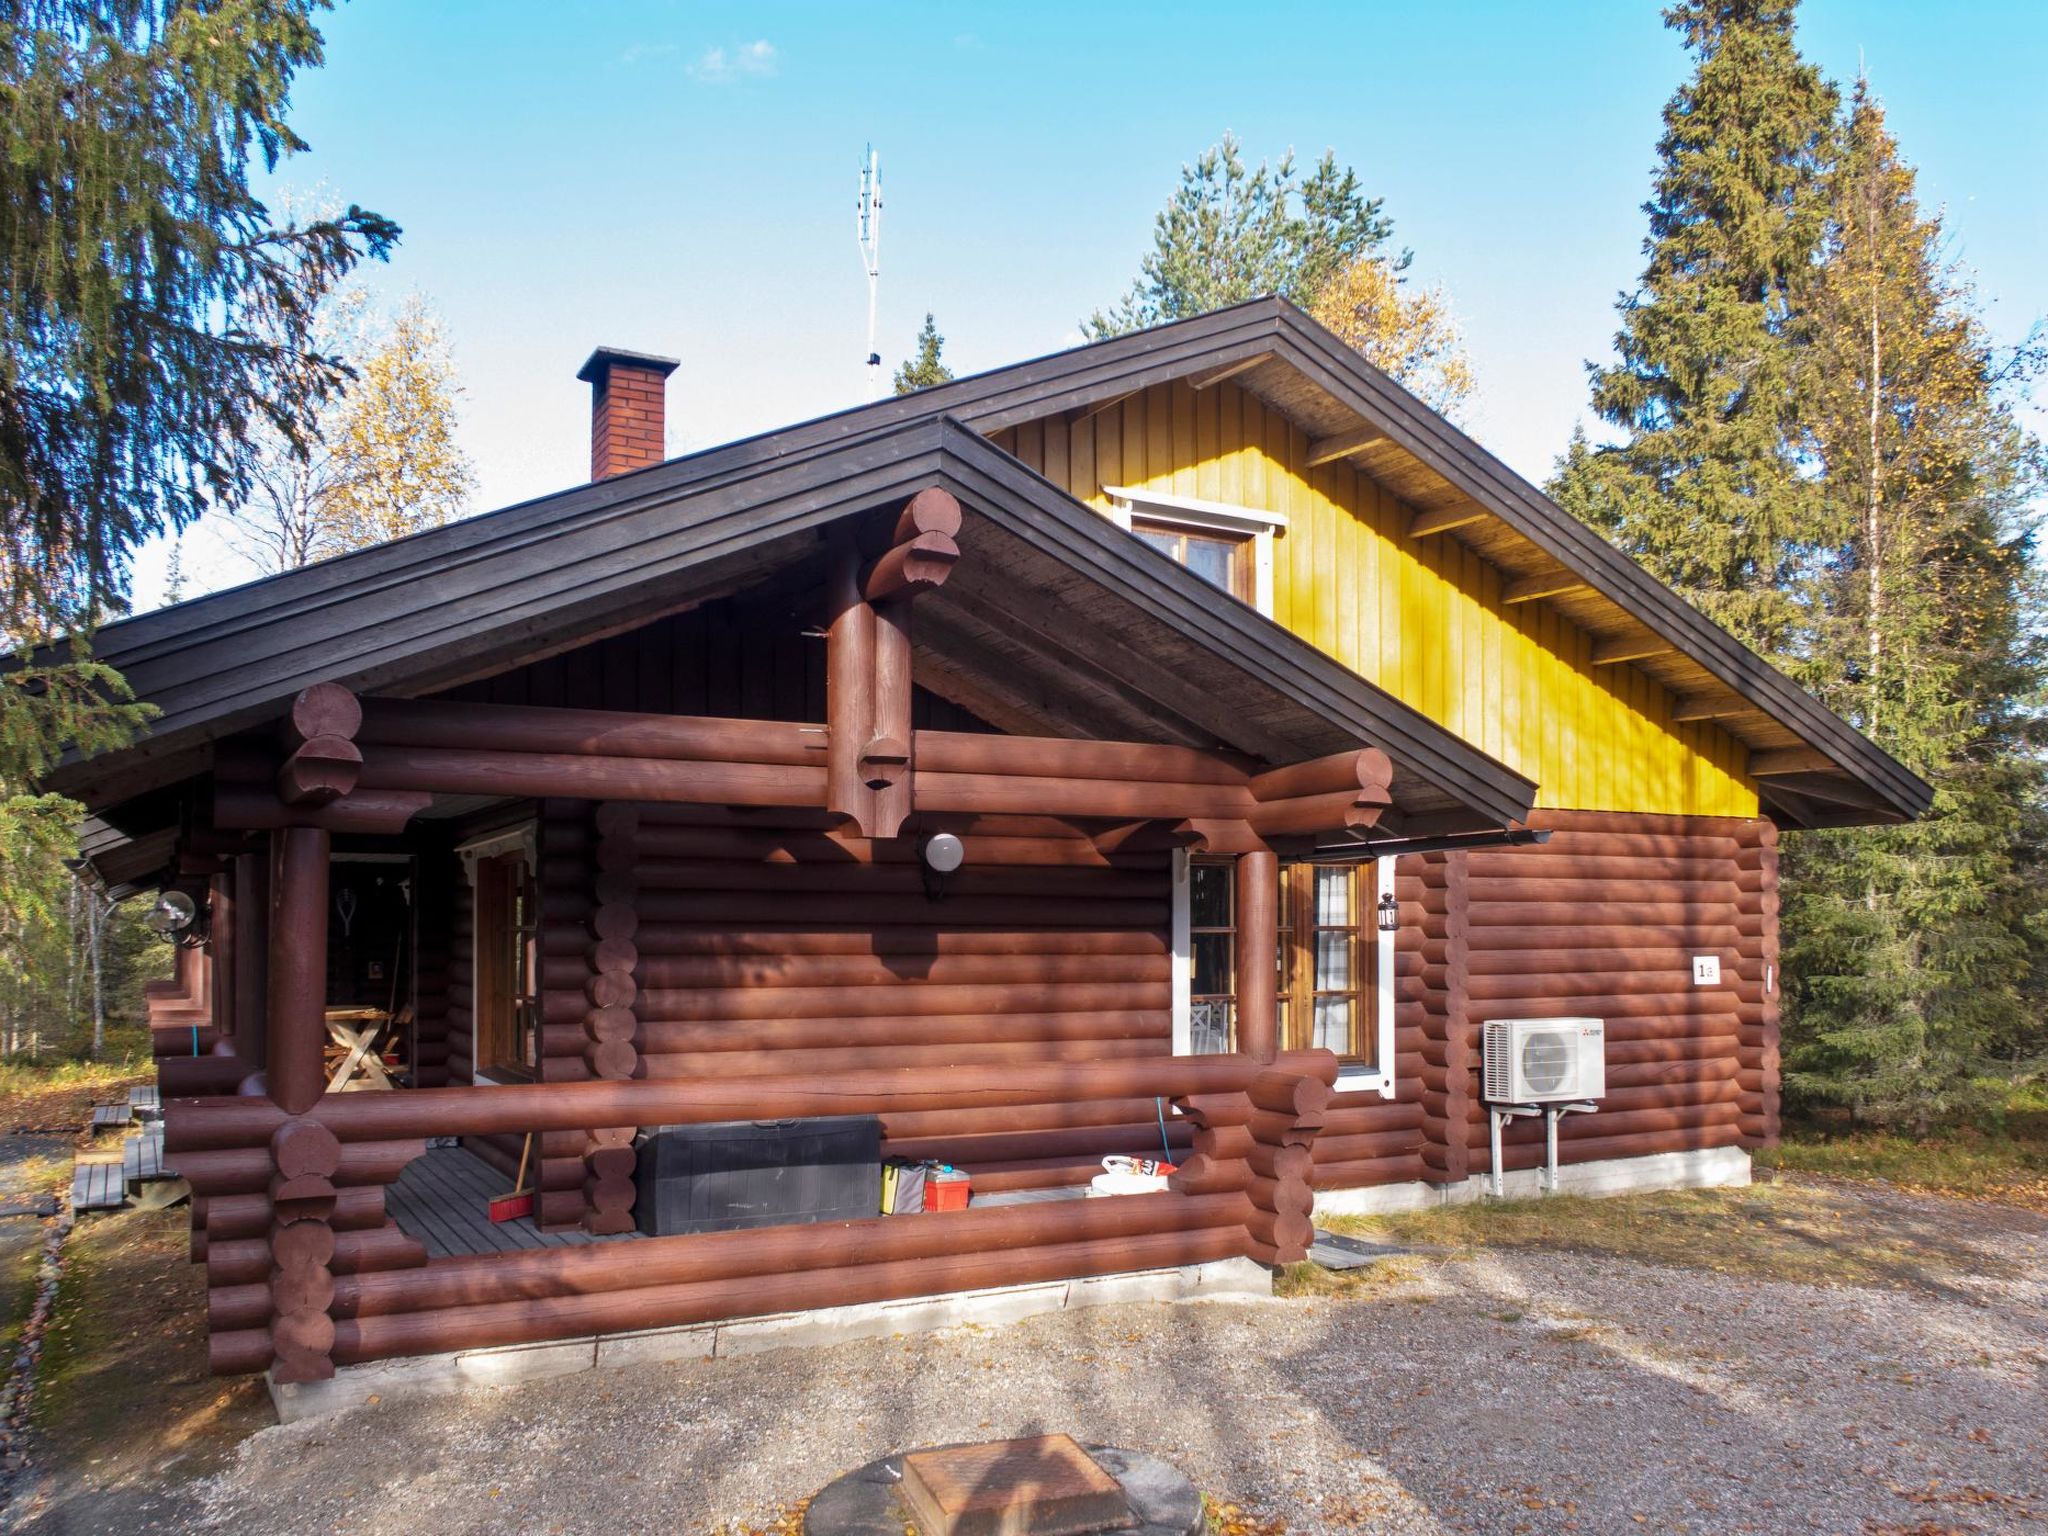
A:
925;1169;971;1211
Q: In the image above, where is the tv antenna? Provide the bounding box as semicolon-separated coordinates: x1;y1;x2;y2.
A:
855;144;883;399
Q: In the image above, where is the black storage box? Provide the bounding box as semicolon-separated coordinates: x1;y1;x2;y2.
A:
634;1116;882;1237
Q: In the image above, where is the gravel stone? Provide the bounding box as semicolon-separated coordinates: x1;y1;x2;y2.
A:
189;1184;2046;1535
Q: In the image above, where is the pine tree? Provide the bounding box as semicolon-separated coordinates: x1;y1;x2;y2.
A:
1087;134;1401;338
1778;80;2047;1127
893;314;954;395
1550;0;1838;659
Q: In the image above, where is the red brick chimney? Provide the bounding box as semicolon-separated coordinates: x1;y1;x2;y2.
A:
576;346;680;480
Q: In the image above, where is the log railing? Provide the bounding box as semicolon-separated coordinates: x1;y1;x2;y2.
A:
167;1050;1340;1379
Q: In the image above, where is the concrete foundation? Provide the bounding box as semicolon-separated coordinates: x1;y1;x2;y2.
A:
1311;1145;1753;1218
267;1256;1272;1423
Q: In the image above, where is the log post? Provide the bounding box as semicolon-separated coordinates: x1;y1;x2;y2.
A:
234;850;269;1075
1417;850;1472;1185
1235;850;1278;1062
1241;1068;1331;1265
867;605;914;839
268;1117;340;1382
826;554;879;834
824;488;963;839
582;802;641;1235
266;826;332;1116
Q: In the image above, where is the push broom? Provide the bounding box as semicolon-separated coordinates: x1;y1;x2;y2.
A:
488;1132;536;1223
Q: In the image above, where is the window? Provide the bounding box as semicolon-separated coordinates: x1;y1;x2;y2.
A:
1174;854;1393;1088
1133;519;1252;604
1286;865;1366;1058
462;829;539;1080
1104;486;1284;616
1188;859;1236;1054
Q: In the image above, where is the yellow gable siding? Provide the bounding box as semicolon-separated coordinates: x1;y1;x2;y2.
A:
996;381;1757;817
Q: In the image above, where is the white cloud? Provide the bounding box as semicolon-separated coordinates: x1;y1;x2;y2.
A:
689;39;777;83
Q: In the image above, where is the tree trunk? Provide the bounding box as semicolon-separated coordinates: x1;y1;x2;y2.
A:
88;894;108;1060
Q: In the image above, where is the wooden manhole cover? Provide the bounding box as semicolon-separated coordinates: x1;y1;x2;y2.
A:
898;1434;1137;1536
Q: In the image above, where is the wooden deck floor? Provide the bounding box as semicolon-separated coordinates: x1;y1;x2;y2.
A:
386;1145;641;1259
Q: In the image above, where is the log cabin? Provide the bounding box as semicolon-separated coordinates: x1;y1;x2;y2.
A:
45;297;1927;1399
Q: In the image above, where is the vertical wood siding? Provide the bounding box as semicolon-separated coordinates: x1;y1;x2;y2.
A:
996;382;1758;818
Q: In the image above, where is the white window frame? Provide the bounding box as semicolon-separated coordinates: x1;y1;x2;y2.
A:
1169;852;1397;1100
456;823;538;1086
1104;485;1283;618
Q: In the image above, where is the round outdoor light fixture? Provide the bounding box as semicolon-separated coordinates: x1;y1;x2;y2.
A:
919;832;964;902
145;888;207;947
1377;890;1399;933
145;889;199;936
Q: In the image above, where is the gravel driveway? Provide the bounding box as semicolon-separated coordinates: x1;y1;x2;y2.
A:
181;1184;2045;1535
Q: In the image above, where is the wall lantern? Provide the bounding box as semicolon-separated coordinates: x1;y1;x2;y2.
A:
920;832;965;901
1377;891;1399;933
145;888;207;948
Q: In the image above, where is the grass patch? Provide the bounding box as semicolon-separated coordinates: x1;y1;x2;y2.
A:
19;1204;270;1529
1759;1104;2048;1213
1318;1180;2022;1292
0;1227;46;1364
1274;1254;1426;1300
0;1055;151;1136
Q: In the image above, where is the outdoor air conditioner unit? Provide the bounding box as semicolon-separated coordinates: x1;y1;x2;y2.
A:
1482;1018;1606;1105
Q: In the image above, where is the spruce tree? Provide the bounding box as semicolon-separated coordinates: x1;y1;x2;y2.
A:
1779;81;2047;1127
0;0;397;634
893;313;954;395
1551;0;1838;659
0;3;389;1052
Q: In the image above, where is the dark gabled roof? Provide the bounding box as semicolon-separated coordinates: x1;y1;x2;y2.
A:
55;295;1923;840
52;416;1537;840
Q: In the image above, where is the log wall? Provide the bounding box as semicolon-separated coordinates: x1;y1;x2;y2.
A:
533;803;1180;1197
1314;807;1780;1193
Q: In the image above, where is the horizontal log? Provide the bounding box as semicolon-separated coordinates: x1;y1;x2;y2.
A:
881;1122;1194;1169
635;979;1171;1024
627;825;1139;870
627;861;1167;902
173;1139;426;1195
331;1189;1252;1322
321;1226;1249;1369
201;1187;391;1241
1248;748;1391;804
911;771;1247;821
631;892;1170;930
1310;1153;1429;1190
1246;791;1384;838
361;699;820;765
1311;1129;1425;1164
166;1053;1341;1149
914;731;1246;787
635;1038;1166;1080
633;951;1166;991
205;1223;427;1288
635;1008;1168;1056
360;745;826;809
626;927;1168;959
212;784;432;835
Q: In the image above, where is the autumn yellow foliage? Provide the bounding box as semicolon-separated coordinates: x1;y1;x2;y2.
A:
1307;255;1474;417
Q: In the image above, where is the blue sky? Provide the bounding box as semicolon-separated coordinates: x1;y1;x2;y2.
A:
134;0;2047;606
